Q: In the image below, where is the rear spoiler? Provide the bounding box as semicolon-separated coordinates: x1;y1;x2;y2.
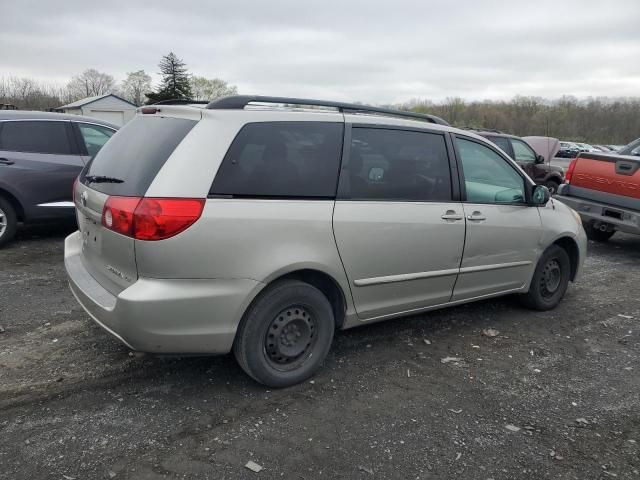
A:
136;105;202;121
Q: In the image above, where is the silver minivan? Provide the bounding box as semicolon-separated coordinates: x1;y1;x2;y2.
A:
65;96;587;387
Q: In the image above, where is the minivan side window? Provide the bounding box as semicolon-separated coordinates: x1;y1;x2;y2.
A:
0;121;73;154
78;123;115;158
510;138;537;163
210;122;344;198
456;137;525;204
343;127;452;202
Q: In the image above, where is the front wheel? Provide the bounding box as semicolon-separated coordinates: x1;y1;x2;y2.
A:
520;245;571;311
0;197;17;248
233;280;335;388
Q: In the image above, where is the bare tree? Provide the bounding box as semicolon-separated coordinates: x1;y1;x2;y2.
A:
120;70;152;106
0;76;66;110
66;69;115;100
189;76;237;101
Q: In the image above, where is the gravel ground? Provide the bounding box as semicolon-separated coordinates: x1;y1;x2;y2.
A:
0;224;639;480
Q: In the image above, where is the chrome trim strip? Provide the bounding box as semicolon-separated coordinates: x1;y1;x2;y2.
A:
459;260;532;274
0;119;115;132
37;201;75;208
0;119;70;123
354;268;459;287
354;260;532;287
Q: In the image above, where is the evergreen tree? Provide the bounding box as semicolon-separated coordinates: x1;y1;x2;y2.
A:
146;52;192;104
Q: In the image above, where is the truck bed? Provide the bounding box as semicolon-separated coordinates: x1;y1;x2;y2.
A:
564;152;640;210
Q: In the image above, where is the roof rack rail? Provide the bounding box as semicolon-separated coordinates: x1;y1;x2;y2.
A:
150;99;209;106
206;95;449;126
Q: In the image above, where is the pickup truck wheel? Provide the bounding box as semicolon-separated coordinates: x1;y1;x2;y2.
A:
520;244;570;311
544;179;560;195
583;222;615;242
0;197;17;248
233;279;335;388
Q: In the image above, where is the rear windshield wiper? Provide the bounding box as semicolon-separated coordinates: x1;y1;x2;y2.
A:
84;175;124;184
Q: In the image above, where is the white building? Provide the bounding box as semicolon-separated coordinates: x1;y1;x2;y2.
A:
57;94;136;126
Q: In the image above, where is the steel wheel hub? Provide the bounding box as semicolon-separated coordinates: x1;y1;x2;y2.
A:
265;306;316;367
540;259;561;297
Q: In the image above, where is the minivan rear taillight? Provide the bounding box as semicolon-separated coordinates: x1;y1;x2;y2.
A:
565;159;578;184
102;197;205;240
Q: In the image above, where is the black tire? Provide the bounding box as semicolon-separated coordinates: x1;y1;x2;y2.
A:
544;179;560;195
0;196;17;248
233;279;335;388
520;245;571;311
583;221;615;242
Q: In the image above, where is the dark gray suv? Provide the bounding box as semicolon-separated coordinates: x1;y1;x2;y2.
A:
0;111;117;246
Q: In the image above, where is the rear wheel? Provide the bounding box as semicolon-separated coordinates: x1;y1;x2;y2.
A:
520;244;571;311
233;280;335;387
0;197;17;248
583;221;615;242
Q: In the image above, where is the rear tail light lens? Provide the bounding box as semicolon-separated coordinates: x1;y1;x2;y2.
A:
134;198;205;240
102;197;141;237
565;159;577;184
102;197;204;241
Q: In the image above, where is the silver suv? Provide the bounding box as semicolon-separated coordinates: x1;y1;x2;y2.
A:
65;96;587;387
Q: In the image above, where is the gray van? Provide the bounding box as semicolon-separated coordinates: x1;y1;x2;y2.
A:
0;111;117;246
65;96;587;387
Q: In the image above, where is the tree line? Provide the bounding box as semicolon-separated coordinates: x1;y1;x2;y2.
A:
401;96;640;144
2;53;638;144
0;52;237;110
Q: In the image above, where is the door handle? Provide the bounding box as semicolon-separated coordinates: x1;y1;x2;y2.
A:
441;210;463;221
467;211;486;221
0;158;14;166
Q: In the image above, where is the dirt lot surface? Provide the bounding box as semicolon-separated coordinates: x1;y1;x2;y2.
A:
1;224;639;480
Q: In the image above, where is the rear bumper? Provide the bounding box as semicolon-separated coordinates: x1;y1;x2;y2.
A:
555;186;640;236
64;231;262;354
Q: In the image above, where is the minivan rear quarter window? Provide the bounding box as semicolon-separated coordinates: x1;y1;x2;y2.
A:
210;122;344;198
82;116;196;196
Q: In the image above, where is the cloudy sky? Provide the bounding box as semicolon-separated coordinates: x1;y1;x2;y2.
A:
2;0;639;103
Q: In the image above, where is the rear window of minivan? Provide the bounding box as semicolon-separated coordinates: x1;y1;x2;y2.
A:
210;122;344;198
81;116;197;196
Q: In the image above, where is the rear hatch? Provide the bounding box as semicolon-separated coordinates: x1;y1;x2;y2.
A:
569;152;640;200
74;112;198;295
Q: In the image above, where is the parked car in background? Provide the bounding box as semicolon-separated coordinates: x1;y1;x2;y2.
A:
606;145;624;151
592;145;613;152
557;141;581;158
556;146;640;241
470;129;564;193
618;137;640;157
574;142;599;153
0;111;117;247
65;95;586;387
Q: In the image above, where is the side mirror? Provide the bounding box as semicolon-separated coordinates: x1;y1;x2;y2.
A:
535;154;545;164
532;184;550;205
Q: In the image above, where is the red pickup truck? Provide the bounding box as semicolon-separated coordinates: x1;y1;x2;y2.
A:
555;141;640;241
